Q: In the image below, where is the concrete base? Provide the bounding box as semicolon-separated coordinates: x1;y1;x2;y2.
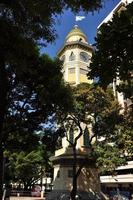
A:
46;190;102;200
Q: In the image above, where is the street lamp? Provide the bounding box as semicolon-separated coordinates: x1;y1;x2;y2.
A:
114;178;121;200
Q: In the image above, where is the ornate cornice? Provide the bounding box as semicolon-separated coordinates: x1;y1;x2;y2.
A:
57;41;93;57
51;152;96;166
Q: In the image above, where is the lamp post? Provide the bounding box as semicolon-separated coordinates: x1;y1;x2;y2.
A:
2;156;6;188
114;178;121;200
2;156;6;200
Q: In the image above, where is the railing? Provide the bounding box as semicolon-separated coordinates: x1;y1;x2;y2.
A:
10;190;32;197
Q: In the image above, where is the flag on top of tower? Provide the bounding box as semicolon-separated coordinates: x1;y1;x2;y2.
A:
75;15;85;21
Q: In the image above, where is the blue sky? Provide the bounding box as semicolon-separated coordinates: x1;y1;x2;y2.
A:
42;0;120;58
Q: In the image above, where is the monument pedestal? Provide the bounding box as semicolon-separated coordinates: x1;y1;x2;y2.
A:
46;147;101;200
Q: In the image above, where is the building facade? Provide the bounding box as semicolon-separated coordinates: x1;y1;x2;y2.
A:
57;25;93;85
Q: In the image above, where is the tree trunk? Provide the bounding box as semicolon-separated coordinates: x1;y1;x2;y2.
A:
24;183;29;191
70;145;77;200
0;61;8;200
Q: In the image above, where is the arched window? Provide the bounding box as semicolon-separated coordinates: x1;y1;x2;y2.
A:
69;130;74;144
69;52;75;61
61;55;65;62
80;52;90;62
83;126;90;147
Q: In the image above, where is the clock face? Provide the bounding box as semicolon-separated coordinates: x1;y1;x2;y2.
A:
80;52;90;62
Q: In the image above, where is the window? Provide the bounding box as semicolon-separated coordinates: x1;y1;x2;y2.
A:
69;68;75;74
83;126;90;147
68;170;73;178
80;52;90;62
69;52;75;61
57;170;60;178
69;130;74;145
61;55;65;62
80;68;88;75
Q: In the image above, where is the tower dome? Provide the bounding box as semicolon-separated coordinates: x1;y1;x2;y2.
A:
65;25;88;43
57;25;93;85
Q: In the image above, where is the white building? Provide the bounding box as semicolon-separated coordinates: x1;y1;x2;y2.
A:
98;1;133;198
98;0;133;29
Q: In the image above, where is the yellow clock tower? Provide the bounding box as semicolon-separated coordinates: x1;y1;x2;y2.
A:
46;26;101;200
58;25;93;85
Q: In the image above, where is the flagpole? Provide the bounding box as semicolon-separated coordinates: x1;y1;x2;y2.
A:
74;15;85;29
74;15;78;26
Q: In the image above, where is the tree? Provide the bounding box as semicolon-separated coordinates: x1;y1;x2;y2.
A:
3;54;72;142
88;2;133;168
94;104;133;175
4;146;52;190
0;1;109;197
93;143;126;175
88;2;133;101
113;104;133;159
4;127;54;189
2;54;72;190
57;83;123;200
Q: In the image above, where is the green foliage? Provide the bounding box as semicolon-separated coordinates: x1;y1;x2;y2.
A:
88;3;133;168
70;83;121;140
94;143;126;174
4;147;51;189
0;0;104;46
4;128;54;188
5;131;40;153
57;83;123;200
93;100;133;173
41;128;63;152
114;105;133;158
88;2;133;100
2;53;72;145
60;83;123;169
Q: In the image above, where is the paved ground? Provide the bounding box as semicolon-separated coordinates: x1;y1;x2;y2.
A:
10;197;45;200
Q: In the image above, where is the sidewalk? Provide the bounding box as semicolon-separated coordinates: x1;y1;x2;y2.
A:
10;197;45;200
